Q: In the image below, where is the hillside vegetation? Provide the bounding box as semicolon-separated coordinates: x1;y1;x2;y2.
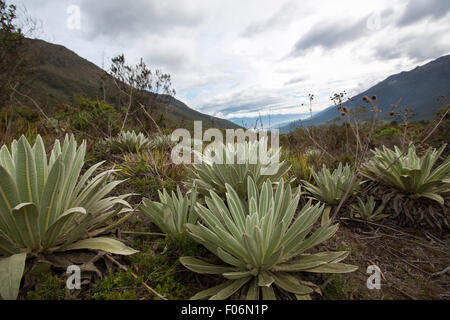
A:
17;38;240;130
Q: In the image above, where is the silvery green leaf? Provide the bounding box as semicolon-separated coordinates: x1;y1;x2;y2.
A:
0;253;27;300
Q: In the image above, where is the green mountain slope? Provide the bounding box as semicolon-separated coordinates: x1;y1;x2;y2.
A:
280;55;450;133
19;38;240;129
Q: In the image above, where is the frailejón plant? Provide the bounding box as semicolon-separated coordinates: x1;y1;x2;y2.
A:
0;135;137;300
180;177;357;300
188;138;290;199
361;144;449;205
139;185;198;235
302;163;358;206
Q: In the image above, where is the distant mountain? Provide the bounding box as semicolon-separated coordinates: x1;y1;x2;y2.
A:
18;38;240;129
229;113;312;129
272;112;319;130
280;55;450;133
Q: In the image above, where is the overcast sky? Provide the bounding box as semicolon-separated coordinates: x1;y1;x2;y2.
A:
11;0;450;123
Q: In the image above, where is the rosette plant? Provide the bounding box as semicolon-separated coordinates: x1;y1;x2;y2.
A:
187;138;291;200
107;130;151;153
180;178;357;300
0;135;137;300
351;196;388;221
302;163;359;206
150;133;176;151
361;144;449;205
139;185;198;235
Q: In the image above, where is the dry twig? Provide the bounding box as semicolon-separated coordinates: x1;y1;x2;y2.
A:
105;254;168;300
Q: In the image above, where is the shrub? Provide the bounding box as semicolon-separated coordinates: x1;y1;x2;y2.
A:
373;127;402;141
116;149;183;197
62;97;121;135
283;151;314;185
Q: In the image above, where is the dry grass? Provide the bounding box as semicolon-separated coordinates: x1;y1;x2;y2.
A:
320;219;450;300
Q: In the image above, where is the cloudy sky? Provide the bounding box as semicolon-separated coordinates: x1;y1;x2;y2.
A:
11;0;450;126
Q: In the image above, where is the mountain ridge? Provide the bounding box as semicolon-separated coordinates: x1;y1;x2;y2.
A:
18;38;240;129
279;54;450;133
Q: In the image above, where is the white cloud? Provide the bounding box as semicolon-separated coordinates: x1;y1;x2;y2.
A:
12;0;450;122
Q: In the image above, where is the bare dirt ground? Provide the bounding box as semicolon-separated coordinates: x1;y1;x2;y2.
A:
319;218;450;300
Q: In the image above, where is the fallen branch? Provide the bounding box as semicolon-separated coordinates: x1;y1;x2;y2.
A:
431;266;450;277
342;217;448;250
10;84;50;121
390;283;417;300
382;247;431;276
139;103;163;135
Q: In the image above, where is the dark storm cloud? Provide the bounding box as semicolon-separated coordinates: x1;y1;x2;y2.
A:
397;0;450;27
289;8;396;57
80;0;203;40
289;16;369;57
284;75;309;86
241;2;299;37
199;89;282;115
202;98;279;115
375;33;450;62
142;48;188;73
375;46;403;61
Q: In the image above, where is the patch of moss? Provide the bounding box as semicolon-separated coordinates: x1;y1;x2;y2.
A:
128;234;207;300
336;244;349;251
93;234;208;300
26;273;67;300
164;233;207;257
323;274;349;300
128;175;177;198
93;269;141;300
